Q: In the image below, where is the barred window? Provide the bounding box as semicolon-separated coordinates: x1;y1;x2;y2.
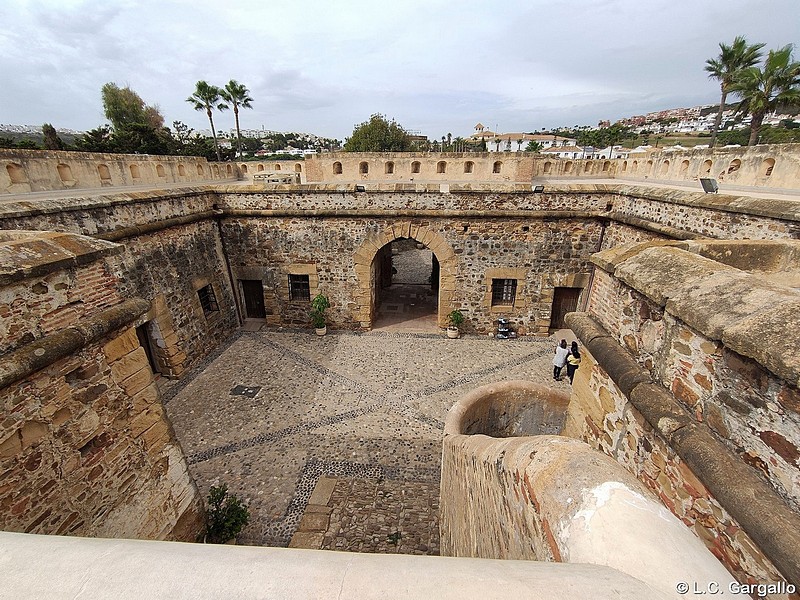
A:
197;284;219;315
288;274;310;301
491;279;517;306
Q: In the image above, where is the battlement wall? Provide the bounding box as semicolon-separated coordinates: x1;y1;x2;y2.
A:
4;145;799;196
0;149;239;194
565;240;800;589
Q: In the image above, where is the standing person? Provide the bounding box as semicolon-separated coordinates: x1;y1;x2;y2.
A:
566;341;581;384
552;339;569;381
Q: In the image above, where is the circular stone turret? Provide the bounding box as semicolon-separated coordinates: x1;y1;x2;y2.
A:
444;380;569;437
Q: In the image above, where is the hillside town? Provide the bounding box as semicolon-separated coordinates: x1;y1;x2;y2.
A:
2;100;798;160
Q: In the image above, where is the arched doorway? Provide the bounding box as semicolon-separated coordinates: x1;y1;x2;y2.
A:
372;238;438;331
353;223;457;330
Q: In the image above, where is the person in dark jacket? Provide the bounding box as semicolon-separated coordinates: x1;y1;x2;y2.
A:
566;341;581;384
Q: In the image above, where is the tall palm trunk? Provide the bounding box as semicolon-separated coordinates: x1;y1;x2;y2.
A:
234;106;242;159
710;87;727;148
207;108;221;161
748;111;765;147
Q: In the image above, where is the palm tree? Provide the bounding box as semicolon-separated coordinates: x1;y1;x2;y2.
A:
186;81;228;161
730;45;800;146
220;80;254;159
705;36;765;147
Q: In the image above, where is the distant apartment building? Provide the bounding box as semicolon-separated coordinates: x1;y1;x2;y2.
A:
470;123;576;152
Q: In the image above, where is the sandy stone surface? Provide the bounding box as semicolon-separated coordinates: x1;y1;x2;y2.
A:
164;329;571;553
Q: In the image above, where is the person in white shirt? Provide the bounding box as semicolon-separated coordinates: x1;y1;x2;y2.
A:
552;339;570;381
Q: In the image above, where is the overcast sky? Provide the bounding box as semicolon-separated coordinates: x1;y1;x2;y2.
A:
1;0;798;140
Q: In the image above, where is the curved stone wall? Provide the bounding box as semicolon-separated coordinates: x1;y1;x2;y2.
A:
440;426;738;599
443;380;568;437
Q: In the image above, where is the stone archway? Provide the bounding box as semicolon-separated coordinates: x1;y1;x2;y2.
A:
353;222;457;329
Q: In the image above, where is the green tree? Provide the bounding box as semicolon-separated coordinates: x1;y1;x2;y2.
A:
101;83;164;131
525;141;542;152
705;36;765;147
730;45;800;146
343;114;411;152
42;123;63;150
112;123;176;155
184;134;218;160
220;80;254;158
74;125;115;153
172;120;194;149
240;137;263;152
187;81;229;161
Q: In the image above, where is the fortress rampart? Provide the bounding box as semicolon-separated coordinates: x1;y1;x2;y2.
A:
0;147;798;590
4;145;800;195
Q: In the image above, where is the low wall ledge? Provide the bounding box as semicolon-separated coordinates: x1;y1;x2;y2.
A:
0;531;673;600
0;297;150;389
0;231;122;286
591;244;800;385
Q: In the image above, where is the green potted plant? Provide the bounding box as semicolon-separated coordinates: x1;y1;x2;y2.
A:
447;309;464;338
310;292;331;336
204;484;250;544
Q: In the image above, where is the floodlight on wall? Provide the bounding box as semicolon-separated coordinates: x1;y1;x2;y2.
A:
355;185;366;192
532;185;545;193
699;178;719;194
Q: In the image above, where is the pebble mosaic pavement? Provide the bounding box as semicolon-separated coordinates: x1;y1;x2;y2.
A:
164;327;573;553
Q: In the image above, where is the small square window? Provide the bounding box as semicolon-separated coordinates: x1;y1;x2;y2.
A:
288;274;310;301
491;279;517;306
197;284;219;315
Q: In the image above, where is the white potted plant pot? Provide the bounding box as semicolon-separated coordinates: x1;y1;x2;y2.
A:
446;309;464;339
315;325;327;336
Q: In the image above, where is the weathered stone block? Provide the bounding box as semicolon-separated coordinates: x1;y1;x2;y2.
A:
102;328;140;363
110;347;149;382
119;367;153;397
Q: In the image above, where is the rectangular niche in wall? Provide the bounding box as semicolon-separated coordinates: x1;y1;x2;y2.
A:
550;287;581;329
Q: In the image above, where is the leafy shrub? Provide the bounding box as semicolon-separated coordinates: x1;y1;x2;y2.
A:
448;309;464;328
205;484;250;544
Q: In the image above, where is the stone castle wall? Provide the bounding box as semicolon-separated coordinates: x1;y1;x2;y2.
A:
0;185;797;365
1;152;799;576
300;145;800;190
5;144;799;197
0;232;204;540
0;191;240;377
0;149;239;194
564;241;800;588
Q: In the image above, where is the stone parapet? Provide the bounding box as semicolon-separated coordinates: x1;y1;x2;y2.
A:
441;426;737;598
0;531;677;600
566;312;800;588
1;149;237;194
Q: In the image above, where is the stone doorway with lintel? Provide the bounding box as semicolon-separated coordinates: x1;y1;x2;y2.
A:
352;222;457;332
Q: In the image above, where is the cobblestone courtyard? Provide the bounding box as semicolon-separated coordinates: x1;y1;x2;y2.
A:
164;329;571;554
